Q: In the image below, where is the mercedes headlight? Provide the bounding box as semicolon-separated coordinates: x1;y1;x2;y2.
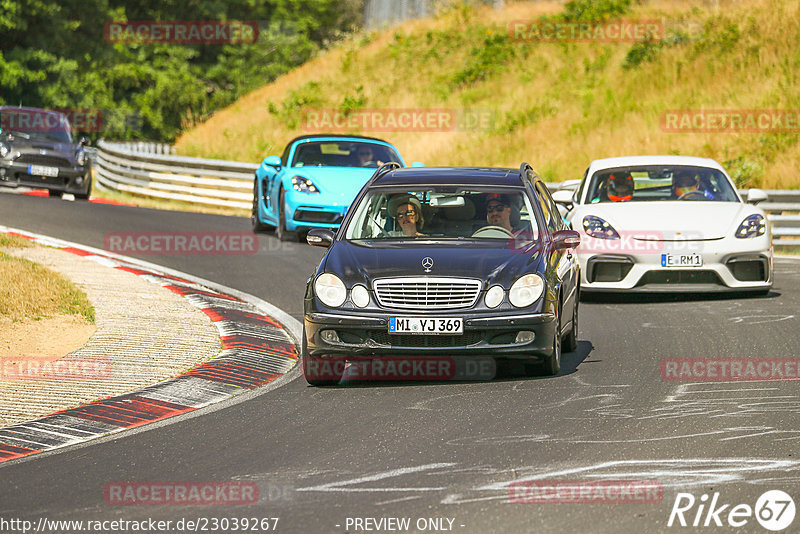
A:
582;215;620;239
484;285;504;308
509;274;545;308
735;214;766;239
314;273;346;307
291;175;319;194
351;284;370;308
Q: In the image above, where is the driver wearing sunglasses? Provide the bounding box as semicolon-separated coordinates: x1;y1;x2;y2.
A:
485;194;517;232
388;194;425;236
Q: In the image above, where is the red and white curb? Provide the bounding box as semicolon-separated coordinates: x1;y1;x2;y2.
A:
0;227;299;463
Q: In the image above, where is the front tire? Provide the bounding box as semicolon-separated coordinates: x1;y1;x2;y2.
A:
276;188;297;242
542;318;562;376
74;174;91;200
562;289;578;353
48;189;62;198
302;328;342;386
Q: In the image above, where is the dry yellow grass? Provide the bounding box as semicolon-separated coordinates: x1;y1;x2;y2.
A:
176;0;800;189
0;241;95;323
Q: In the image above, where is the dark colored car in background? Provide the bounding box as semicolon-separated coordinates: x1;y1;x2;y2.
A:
302;163;581;385
0;106;92;199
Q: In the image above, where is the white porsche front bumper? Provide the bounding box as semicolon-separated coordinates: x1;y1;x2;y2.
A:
577;234;773;292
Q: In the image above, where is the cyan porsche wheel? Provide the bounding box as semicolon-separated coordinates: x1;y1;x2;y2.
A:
276;188;298;242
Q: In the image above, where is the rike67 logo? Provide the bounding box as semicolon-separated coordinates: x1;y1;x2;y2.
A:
668;490;795;531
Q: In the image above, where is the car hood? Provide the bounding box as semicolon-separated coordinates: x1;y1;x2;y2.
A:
321;240;545;288
8;138;76;155
573;201;761;240
286;167;375;204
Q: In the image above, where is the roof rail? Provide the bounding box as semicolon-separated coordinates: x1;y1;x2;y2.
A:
368;161;403;184
519;162;534;183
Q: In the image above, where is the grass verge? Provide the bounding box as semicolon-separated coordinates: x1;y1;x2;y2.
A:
0;238;95;323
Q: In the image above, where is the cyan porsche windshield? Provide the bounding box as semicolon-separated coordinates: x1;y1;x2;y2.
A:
291;141;401;168
344;188;540;242
585;165;739;203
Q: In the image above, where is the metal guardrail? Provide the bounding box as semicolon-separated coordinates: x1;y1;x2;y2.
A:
94;141;800;245
95;140;257;210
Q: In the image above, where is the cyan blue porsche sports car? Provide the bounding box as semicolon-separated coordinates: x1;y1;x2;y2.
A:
251;134;409;241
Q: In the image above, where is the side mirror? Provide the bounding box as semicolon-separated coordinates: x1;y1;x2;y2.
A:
80;136;90;146
307;228;335;248
411;162;425;167
552;229;580;250
557;179;581;192
263;155;282;169
551;190;574;208
746;188;767;205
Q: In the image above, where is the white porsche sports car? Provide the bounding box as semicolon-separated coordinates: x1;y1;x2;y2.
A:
552;155;773;294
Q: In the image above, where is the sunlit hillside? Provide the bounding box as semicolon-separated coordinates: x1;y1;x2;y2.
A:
176;0;800;189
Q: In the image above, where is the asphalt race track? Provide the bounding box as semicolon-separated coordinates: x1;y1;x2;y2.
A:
2;192;800;533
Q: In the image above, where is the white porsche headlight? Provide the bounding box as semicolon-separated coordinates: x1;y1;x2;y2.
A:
314;273;346;307
582;215;620;239
509;274;545;308
735;214;766;239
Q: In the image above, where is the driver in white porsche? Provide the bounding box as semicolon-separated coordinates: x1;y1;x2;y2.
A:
673;170;714;200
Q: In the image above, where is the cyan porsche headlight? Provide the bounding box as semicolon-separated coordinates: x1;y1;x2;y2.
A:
484;285;504;308
75;148;86;167
582;215;620;239
0;142;9;158
315;273;346;307
351;284;370;308
509;274;545;308
735;214;766;239
291;175;319;194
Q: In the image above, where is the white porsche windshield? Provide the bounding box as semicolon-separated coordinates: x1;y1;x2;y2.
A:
585;165;739;203
344;188;540;242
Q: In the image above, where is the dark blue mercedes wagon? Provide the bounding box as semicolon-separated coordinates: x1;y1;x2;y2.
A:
302;163;581;385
